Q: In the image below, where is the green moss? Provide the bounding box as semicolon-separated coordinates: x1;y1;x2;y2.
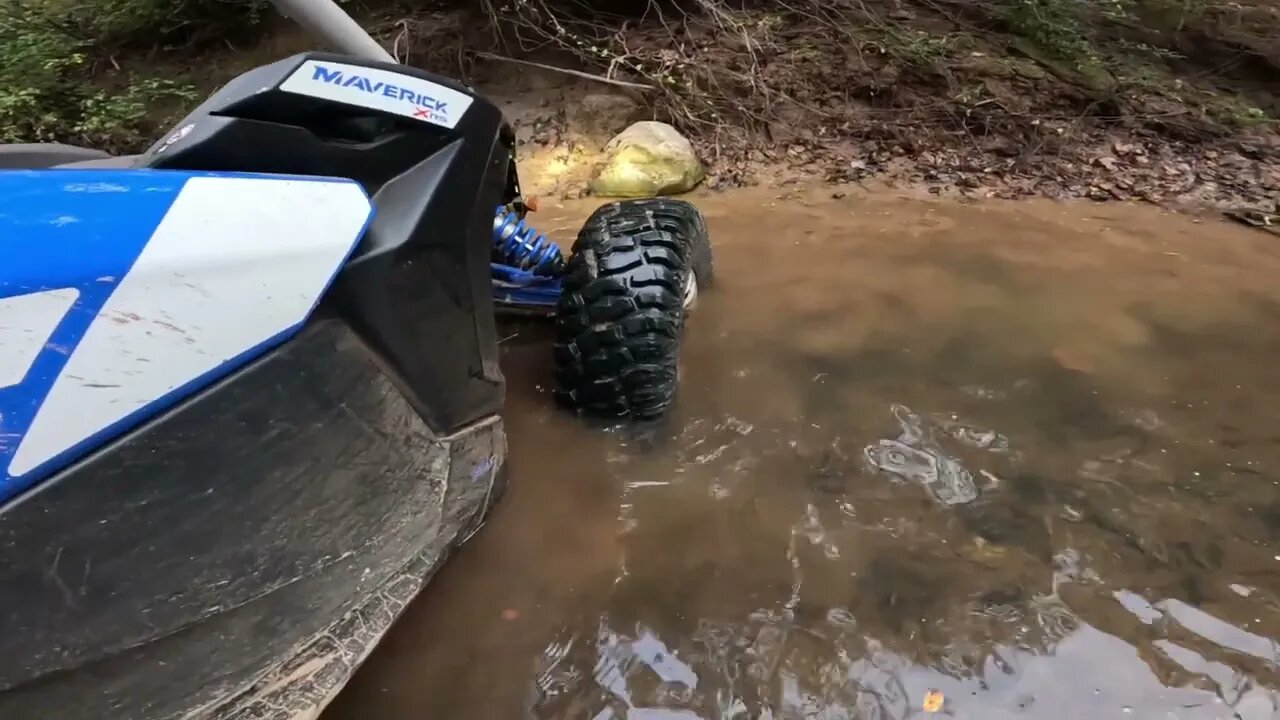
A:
1009;35;1116;96
881;29;955;68
998;0;1094;61
1134;0;1210;32
1206;97;1275;129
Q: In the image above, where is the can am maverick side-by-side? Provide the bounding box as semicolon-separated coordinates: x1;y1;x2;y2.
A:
0;1;713;717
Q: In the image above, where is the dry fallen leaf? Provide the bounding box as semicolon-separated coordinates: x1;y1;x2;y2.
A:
923;689;944;713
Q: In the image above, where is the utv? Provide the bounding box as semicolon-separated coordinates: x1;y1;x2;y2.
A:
0;1;712;718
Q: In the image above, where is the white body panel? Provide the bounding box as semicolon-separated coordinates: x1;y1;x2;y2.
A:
9;175;372;477
0;288;79;390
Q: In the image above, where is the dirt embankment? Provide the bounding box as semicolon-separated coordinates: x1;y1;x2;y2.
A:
460;0;1280;209
108;0;1280;211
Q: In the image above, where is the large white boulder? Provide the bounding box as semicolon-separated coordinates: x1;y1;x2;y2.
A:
589;121;705;197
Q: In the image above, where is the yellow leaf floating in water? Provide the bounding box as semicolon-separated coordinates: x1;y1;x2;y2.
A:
922;689;944;713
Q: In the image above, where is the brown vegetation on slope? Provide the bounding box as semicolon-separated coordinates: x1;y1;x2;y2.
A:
3;0;1277;205
465;0;1279;203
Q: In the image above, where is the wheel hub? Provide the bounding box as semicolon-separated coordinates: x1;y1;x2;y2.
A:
684;273;699;310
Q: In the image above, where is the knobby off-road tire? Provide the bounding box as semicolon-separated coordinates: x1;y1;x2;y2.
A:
553;198;713;419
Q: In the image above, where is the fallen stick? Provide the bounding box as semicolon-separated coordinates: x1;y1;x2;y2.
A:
473;51;656;91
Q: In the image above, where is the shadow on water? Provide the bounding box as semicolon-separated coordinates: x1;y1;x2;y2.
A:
324;188;1280;720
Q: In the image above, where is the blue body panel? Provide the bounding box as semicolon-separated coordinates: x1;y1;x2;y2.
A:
0;170;372;503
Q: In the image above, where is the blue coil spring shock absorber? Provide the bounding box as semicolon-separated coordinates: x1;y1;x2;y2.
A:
493;205;564;275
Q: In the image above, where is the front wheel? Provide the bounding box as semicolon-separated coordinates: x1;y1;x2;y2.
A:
553;198;712;419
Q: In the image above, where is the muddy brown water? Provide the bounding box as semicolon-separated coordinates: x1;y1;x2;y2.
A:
323;187;1280;720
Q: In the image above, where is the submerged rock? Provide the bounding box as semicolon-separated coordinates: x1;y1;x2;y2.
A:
590;121;705;197
862;404;980;506
864;439;978;506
